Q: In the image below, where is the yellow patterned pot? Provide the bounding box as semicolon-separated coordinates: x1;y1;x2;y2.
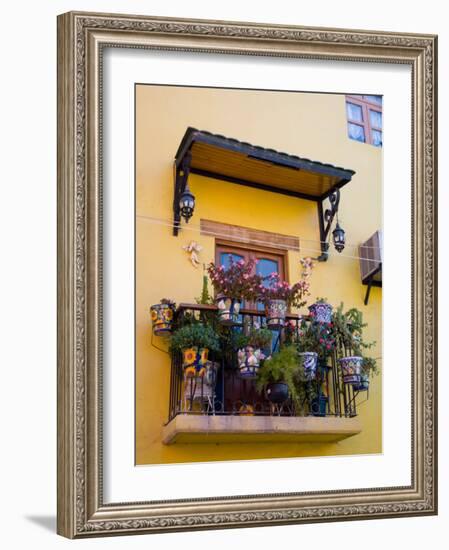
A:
182;347;209;378
150;302;175;335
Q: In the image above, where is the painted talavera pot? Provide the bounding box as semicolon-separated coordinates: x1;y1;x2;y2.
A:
182;347;209;378
353;372;370;391
299;351;318;381
237;346;266;379
265;382;289;404
150;302;175;335
338;356;363;385
308;301;333;324
265;299;287;329
216;295;241;326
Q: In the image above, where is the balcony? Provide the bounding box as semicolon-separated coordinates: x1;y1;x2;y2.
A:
163;304;367;445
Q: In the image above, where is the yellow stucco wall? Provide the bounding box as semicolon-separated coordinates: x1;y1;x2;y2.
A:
135;84;382;465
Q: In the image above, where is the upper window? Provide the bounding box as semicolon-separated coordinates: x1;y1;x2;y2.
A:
345;95;383;147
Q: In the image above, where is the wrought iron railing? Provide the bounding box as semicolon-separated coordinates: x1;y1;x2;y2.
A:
166;304;368;423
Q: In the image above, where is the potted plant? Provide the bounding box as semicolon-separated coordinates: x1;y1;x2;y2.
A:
169;323;220;378
353;356;379;391
297;317;335;380
259;257;314;330
308;297;333;324
237;327;272;379
150;298;176;335
256;345;309;411
207;257;262;325
332;303;376;386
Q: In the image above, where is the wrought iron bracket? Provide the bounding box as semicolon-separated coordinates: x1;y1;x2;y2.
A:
316;188;341;262
173;151;192;236
362;269;382;305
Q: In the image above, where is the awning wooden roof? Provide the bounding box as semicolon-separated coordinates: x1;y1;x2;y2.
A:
175;127;356;201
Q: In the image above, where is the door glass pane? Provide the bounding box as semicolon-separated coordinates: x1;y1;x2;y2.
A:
220;252;244;269
256;258;279;311
256;258;279;283
372;130;382;147
346;102;363;122
348;123;365;142
369;109;382;129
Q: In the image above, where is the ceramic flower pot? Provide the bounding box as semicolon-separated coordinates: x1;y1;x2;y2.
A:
238;404;255;416
338;355;363;385
237;346;266;379
150;302;175;335
353;372;370;391
182;347;209;378
265;299;287;330
265;382;289;404
215;295;241;326
299;351;318;381
308;301;333;324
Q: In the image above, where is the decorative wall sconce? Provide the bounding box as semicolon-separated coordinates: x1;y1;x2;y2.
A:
332;220;346;253
179;182;195;223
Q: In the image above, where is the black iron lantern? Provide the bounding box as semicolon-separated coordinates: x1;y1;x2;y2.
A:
179;183;195;223
332;222;345;253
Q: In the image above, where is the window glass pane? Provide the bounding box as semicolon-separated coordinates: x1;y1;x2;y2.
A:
348;123;365;142
220;252;244;269
369;109;382;129
346;102;363;122
372;130;382;147
363;95;383;105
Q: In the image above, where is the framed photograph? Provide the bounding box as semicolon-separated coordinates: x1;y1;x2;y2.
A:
57;11;437;538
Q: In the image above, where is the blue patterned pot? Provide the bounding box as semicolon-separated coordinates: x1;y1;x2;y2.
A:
237;346;266;379
308;301;333;324
299;352;318;381
338;356;363;385
353;372;370;391
216;295;241;326
265;299;287;330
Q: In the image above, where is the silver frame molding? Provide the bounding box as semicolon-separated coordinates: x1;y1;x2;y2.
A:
57;11;438;538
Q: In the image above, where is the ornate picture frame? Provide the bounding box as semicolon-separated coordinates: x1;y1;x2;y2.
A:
57;11;437;538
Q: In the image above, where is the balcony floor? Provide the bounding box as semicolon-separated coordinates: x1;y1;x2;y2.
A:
162;415;362;445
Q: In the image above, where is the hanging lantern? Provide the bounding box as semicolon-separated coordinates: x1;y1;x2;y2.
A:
332;222;345;252
179;183;195;223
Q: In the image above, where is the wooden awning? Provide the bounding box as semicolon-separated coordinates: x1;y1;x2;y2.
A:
175;127;355;201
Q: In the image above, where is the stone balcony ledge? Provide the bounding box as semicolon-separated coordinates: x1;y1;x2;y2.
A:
162;415;361;445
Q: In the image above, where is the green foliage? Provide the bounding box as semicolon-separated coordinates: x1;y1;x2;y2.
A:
297;318;335;360
247;327;273;349
169;323;220;354
195;273;214;305
332;303;378;377
256;345;310;412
